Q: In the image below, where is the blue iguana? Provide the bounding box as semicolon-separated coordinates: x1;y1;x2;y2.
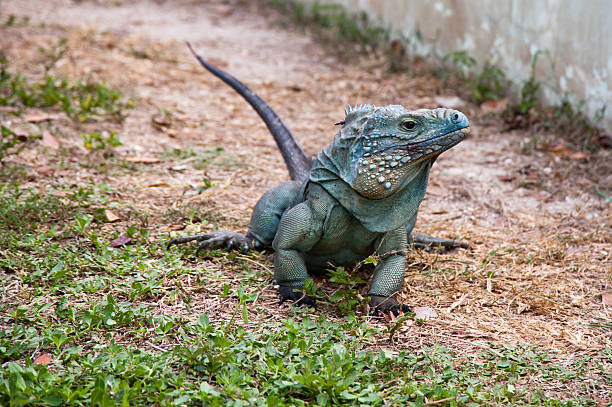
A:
168;44;470;315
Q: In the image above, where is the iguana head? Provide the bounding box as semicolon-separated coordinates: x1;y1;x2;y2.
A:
331;104;469;199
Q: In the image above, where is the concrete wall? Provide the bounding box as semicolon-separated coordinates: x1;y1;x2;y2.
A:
303;0;612;131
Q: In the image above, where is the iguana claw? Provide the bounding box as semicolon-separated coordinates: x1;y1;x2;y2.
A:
409;232;469;251
369;295;412;317
167;232;253;254
278;285;316;308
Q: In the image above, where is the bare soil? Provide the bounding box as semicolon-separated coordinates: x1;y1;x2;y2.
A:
2;0;610;397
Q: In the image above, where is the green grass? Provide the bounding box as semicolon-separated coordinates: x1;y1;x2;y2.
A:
0;51;131;165
0;125;27;161
0;56;131;122
0;184;607;406
442;50;507;104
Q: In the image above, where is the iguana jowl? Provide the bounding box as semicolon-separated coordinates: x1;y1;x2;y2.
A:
168;44;470;315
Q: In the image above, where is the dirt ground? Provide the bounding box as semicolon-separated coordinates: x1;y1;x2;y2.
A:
2;0;611;395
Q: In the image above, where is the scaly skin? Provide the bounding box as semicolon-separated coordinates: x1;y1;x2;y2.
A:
168;46;470;316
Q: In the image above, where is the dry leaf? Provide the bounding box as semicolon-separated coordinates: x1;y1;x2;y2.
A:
480;98;508;114
550;144;574;157
152;116;171;126
125;156;160;163
498;174;516;182
434;95;465;109
168;225;186;231
170;164;187;171
593;396;611;407
210;4;233;16
51;190;75;197
207;57;228;68
165;129;178;137
148;183;170;187
109;233;131;248
426;186;444;196
104;209;120;223
12;128;29;140
602;291;612;306
569;152;587;160
36;166;54;176
412;97;434;106
383;312;395;323
0;106;18;112
33;353;53;365
389;39;405;57
41;130;60;149
413;306;438;320
26;113;57;122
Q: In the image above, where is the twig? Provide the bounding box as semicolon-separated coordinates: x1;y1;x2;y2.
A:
447;293;467;313
146;341;168;353
425;396;456;405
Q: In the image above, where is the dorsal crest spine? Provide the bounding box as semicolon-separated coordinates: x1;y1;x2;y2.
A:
344;104;375;116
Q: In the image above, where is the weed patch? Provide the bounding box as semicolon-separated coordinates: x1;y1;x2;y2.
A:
269;0;387;50
0;125;28;162
442;51;507;104
0;57;132;122
0;308;602;405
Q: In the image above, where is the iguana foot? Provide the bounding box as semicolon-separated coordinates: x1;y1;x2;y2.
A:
369;295;412;317
409;232;469;251
167;231;255;254
278;285;316;308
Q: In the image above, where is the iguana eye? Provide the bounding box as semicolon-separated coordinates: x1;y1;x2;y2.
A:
401;120;417;130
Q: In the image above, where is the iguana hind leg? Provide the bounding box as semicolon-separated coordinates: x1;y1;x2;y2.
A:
167;181;302;255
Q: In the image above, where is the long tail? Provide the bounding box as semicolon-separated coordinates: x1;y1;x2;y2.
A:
186;42;312;182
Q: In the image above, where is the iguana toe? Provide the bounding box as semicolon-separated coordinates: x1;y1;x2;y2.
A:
278;285;316;308
369;295;412;317
167;233;215;250
195;232;252;254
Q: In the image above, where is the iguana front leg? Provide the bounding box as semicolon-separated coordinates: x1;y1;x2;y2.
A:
272;202;322;307
368;227;412;316
167;181;301;255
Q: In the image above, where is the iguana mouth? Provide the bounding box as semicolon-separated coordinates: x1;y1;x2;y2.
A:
408;126;470;147
373;126;470;157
